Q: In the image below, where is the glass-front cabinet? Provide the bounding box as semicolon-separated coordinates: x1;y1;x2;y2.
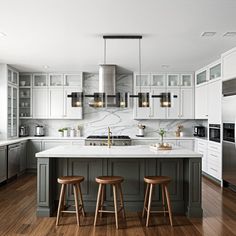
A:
151;74;166;87
33;74;48;87
134;74;150;87
49;74;64;87
64;74;83;88
167;74;179;87
8;84;18;138
19;74;32;118
196;70;207;85
180;74;193;87
8;68;18;85
210;63;221;80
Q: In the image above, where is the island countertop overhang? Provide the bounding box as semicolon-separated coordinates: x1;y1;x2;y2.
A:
35;145;202;158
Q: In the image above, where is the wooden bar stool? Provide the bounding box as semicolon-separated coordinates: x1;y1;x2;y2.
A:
142;176;173;227
94;176;125;229
56;176;85;226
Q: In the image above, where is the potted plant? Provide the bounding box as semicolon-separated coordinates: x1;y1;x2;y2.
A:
158;128;166;146
63;128;68;137
58;128;64;137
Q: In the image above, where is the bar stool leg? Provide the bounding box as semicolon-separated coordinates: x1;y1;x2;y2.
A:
117;183;125;219
161;184;166;217
94;183;102;226
100;185;105;218
56;184;66;226
146;183;153;227
164;184;173;226
77;183;85;217
113;184;119;229
142;183;150;218
73;184;81;226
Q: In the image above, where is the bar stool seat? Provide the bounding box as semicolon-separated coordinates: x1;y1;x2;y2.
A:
56;176;85;226
142;176;173;227
94;176;125;229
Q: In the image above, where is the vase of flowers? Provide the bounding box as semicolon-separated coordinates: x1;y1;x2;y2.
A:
158;128;166;146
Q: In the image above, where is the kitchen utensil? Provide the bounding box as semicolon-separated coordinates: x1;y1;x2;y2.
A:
19;125;29;137
35;125;45;136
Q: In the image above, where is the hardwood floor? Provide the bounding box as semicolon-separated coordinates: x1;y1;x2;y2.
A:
0;174;236;236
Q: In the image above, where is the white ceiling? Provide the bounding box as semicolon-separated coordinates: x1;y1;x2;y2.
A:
0;0;236;73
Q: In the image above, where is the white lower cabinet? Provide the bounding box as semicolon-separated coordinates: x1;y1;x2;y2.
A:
32;89;48;118
42;140;72;150
177;140;194;151
49;89;64;118
195;139;222;181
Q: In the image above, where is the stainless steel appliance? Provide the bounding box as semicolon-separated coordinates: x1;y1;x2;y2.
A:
35;125;45;137
193;126;206;137
222;78;236;189
209;124;221;143
8;143;20;179
19;125;29;137
85;135;131;146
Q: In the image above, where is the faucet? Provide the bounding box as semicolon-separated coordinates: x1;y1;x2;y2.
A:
107;127;112;148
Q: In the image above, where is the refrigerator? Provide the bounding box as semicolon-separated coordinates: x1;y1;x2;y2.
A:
222;78;236;188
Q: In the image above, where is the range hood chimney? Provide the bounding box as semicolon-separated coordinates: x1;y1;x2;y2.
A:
99;64;116;95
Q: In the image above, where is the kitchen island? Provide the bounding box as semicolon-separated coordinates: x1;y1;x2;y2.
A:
36;145;203;218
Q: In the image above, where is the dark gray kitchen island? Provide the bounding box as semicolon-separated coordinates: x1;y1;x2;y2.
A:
36;145;203;218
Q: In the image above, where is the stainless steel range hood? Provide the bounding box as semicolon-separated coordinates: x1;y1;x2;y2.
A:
99;64;116;95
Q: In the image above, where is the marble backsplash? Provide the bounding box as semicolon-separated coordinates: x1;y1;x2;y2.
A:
20;73;206;138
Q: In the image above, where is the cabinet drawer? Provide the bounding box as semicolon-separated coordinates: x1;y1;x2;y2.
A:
208;143;221;152
208;165;221;180
198;140;207;148
208;149;221;164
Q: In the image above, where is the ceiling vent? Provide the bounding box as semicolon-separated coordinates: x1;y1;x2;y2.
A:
201;32;216;37
223;32;236;37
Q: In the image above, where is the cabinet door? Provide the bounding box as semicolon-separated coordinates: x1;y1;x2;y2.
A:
27;141;42;169
167;89;180;119
19;142;27;173
195;85;208;119
133;88;151;119
32;89;48;118
64;88;82;119
49;89;64;118
151;89;166;119
0;147;7;183
222;50;236;81
208;80;221;124
180;88;194;119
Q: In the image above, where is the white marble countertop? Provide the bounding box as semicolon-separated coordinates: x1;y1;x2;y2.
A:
36;145;202;158
0;136;207;147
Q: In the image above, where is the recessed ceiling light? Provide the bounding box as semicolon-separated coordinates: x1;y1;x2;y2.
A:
161;65;169;69
43;65;49;69
201;32;216;37
223;32;236;37
0;32;7;37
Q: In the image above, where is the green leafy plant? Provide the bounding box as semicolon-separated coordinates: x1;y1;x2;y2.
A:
58;129;63;132
158;128;166;145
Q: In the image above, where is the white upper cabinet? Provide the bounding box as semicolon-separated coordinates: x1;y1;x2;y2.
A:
151;74;166;87
195;84;208;119
167;74;179;87
64;73;83;88
8;68;19;85
222;47;236;81
134;74;150;87
49;74;64;87
180;88;194;119
209;63;221;81
32;88;48;118
180;74;193;87
151;88;166;119
33;74;48;87
195;69;207;86
48;89;64;118
166;88;180;119
64;88;82;119
208;80;222;124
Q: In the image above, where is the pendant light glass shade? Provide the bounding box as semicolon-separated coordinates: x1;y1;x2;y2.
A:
138;92;149;107
89;93;106;108
68;92;84;107
160;92;171;107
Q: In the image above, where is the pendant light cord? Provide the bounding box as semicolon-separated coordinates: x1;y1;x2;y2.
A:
104;38;106;64
139;38;141;93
